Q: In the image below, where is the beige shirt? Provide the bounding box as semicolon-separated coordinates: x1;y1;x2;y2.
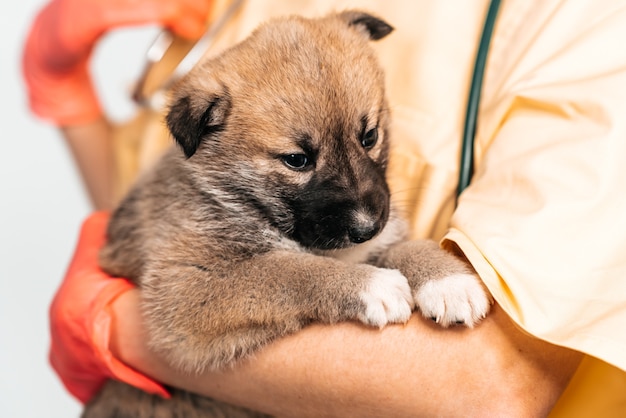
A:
120;0;626;414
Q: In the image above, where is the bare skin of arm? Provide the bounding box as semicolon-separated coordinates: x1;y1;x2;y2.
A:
111;289;582;417
61;119;115;210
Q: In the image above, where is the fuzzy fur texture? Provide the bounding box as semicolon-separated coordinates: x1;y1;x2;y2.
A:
84;11;490;418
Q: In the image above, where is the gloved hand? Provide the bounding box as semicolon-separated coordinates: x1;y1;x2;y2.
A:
49;211;169;403
22;0;212;125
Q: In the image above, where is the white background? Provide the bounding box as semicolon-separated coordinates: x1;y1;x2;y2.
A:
1;1;160;416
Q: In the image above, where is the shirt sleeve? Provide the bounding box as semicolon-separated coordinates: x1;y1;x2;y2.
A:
443;1;626;372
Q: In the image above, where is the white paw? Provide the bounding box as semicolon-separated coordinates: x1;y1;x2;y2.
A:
415;273;491;328
358;269;414;328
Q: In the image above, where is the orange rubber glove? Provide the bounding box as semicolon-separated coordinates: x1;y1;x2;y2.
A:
49;211;170;403
22;0;212;125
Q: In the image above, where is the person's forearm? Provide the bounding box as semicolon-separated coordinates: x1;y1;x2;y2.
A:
61;119;116;210
111;289;582;417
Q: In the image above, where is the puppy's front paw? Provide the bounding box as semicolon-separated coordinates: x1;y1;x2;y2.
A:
357;269;414;328
415;273;491;328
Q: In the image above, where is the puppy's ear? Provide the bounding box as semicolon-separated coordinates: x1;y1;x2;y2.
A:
166;86;231;158
339;10;394;41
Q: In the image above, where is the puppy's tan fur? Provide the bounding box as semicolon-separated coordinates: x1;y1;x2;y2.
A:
83;11;490;417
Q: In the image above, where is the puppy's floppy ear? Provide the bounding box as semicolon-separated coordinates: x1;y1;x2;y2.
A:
339;10;394;41
166;85;231;158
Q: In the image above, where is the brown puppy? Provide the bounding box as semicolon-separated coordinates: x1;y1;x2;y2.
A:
83;10;491;417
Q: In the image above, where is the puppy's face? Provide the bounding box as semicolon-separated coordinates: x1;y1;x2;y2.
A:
167;11;394;250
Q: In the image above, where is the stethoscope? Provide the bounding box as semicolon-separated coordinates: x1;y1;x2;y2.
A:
132;0;501;204
457;0;501;202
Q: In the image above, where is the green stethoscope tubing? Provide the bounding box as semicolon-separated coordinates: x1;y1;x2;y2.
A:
456;0;502;202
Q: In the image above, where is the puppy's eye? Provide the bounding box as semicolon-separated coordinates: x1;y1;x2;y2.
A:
361;128;378;149
281;154;309;170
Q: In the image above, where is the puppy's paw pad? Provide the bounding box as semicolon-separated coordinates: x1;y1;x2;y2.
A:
415;273;491;328
358;269;414;328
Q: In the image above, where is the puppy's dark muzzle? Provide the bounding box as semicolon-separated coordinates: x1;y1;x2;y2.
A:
291;172;391;249
348;221;382;243
347;188;390;244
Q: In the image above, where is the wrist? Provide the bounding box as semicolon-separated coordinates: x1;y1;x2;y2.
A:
108;289;143;364
108;288;171;399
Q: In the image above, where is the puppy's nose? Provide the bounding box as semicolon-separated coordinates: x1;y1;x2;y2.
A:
348;222;380;243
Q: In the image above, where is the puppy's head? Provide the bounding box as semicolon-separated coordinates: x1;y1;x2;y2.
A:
166;10;394;250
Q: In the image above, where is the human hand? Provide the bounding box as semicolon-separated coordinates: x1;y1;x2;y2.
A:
22;0;213;125
49;211;169;403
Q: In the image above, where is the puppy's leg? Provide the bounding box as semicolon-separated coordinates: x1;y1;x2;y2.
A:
83;380;269;418
140;250;414;374
379;240;492;327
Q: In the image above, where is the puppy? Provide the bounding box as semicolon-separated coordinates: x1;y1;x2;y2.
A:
83;10;491;417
